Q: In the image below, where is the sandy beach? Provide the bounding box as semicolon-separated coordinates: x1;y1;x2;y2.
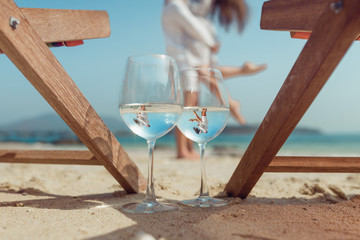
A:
0;143;360;240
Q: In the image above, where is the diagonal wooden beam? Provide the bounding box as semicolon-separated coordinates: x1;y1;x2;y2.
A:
0;0;145;193
226;0;360;198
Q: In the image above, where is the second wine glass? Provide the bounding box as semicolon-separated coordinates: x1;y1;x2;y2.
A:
177;68;230;207
119;54;183;213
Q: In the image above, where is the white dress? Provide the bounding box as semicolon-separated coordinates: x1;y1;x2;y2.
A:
198;115;208;133
186;0;218;67
134;112;150;127
162;0;216;91
162;0;216;69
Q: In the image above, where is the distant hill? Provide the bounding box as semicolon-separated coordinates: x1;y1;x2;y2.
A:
0;113;321;136
0;113;129;133
222;124;322;135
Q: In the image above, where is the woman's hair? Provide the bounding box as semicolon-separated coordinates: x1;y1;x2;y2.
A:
211;0;248;33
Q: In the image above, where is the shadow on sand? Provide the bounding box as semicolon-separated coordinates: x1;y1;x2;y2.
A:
1;186;359;240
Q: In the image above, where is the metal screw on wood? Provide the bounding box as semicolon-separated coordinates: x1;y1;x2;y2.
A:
9;16;20;29
330;0;343;14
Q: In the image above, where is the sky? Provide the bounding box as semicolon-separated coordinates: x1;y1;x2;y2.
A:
1;0;360;134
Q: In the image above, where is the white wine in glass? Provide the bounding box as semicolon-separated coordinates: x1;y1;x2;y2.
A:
177;68;229;207
119;54;183;213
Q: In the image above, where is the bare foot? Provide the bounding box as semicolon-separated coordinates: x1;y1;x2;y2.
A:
241;62;267;75
229;98;246;125
177;150;200;160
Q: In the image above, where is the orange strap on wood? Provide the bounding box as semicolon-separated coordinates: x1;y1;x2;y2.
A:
1;40;84;54
46;40;84;47
291;31;360;41
64;40;84;47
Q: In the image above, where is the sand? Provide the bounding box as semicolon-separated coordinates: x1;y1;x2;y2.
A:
0;143;360;240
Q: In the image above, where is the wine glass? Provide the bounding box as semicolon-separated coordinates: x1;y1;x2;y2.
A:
119;54;183;213
177;68;229;207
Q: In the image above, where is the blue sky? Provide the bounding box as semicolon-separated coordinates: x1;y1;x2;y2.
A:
1;0;360;133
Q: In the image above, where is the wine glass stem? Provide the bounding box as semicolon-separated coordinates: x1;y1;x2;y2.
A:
145;140;156;203
199;143;209;198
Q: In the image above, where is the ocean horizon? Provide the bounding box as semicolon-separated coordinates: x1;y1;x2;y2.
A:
158;133;360;156
3;113;356;156
2;132;360;156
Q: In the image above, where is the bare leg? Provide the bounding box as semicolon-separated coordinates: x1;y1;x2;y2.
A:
176;128;199;159
229;97;246;125
218;62;267;79
176;91;200;160
197;66;247;125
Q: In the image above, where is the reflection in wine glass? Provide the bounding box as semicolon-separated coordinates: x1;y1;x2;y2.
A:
119;54;183;213
177;68;229;207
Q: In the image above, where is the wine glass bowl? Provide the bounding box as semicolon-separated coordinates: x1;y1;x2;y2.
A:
119;54;182;213
177;68;230;207
176;106;228;144
120;103;182;141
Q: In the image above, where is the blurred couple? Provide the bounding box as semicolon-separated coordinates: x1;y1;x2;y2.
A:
162;0;267;159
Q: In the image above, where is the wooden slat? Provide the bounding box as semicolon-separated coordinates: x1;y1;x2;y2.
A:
268;156;360;172
0;150;100;165
261;0;331;31
226;0;360;198
20;8;110;42
0;0;145;193
2;151;360;174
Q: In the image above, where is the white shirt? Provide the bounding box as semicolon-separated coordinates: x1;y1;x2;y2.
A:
188;0;212;17
136;112;149;127
162;0;216;69
198;115;208;132
186;0;218;66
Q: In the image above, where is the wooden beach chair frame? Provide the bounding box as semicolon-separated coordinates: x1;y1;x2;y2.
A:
0;0;145;193
225;0;360;198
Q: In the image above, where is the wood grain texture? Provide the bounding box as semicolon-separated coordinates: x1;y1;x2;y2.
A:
20;8;110;42
226;0;360;198
267;156;360;172
0;150;100;165
0;0;145;193
261;0;330;31
2;151;360;173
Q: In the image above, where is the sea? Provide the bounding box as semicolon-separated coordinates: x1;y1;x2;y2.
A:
156;133;360;156
2;131;360;156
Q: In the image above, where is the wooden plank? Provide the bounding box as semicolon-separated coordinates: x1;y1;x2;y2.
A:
226;0;360;198
0;150;100;165
267;156;360;172
2;151;360;173
20;8;110;42
0;0;145;193
261;0;331;31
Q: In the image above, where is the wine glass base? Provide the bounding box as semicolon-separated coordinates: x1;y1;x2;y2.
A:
121;201;178;213
181;196;228;208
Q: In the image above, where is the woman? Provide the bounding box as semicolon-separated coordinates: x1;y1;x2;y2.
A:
163;0;217;159
162;0;266;159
